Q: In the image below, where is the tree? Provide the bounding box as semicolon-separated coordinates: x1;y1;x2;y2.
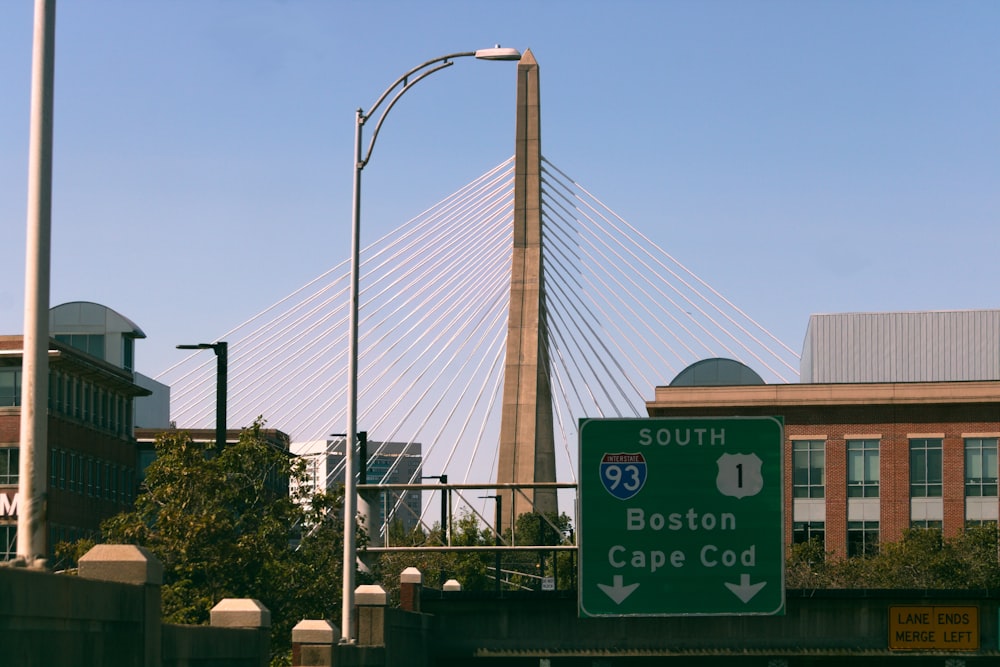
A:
503;511;574;591
93;419;357;664
785;537;834;589
786;526;1000;590
369;510;496;601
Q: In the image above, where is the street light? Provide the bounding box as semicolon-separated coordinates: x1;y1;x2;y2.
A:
480;494;502;595
422;474;449;546
176;342;228;450
343;45;520;643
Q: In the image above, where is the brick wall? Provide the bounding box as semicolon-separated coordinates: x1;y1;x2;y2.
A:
649;400;1000;558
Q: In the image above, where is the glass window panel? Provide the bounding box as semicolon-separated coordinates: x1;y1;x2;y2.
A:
967;448;984;480
927;449;943;483
911;449;926;483
0;449;18;485
812;451;825;485
984;447;998;482
793;451;809;486
865;450;879;482
0;370;19;407
88;334;105;358
793;440;825;498
848;451;863;482
1;526;16;561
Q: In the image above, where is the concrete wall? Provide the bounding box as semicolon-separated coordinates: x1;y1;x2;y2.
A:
0;545;269;667
163;623;269;667
0;566;146;667
302;578;1000;665
418;589;1000;664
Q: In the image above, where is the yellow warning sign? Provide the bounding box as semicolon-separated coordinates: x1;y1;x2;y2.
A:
889;605;979;650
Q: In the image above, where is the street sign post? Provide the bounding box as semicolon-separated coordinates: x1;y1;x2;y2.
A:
578;417;784;617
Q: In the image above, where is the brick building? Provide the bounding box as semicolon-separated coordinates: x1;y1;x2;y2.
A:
1;302;152;561
646;311;1000;559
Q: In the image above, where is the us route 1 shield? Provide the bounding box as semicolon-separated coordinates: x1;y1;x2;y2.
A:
578;417;784;617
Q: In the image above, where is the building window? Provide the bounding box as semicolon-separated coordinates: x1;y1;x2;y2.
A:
0;370;20;407
1;525;15;562
123;337;135;371
68;378;77;418
793;521;825;546
55;333;105;360
53;372;63;413
58;450;66;490
49;448;58;488
847;520;879;557
0;449;18;486
75;454;85;494
792;440;825;498
910;519;943;531
910;438;943;498
847;439;879;498
965;437;998;497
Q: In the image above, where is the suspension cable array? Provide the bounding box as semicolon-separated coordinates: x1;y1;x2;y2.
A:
159;157;800;531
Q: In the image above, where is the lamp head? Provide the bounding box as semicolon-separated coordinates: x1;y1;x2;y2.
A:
474;45;521;61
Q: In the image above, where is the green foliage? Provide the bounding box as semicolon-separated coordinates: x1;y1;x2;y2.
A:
369;510;495;601
786;526;1000;590
370;510;577;597
53;537;96;572
785;537;833;589
502;511;574;591
93;419;354;662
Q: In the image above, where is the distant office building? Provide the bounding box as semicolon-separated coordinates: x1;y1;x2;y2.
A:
1;302;152;562
292;438;423;538
648;310;1000;559
133;372;171;430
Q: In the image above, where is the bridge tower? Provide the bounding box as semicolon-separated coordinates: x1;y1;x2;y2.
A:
496;49;558;528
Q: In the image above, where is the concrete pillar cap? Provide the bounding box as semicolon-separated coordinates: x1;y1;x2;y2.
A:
355;583;388;606
443;578;462;591
400;567;423;584
292;619;339;644
210;598;272;628
78;544;163;586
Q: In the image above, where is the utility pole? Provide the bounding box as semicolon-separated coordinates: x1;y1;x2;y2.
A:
18;0;57;567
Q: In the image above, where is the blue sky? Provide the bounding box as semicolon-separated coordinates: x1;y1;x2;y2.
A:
1;0;997;382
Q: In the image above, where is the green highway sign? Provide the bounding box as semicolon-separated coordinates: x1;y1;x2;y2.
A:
578;417;784;617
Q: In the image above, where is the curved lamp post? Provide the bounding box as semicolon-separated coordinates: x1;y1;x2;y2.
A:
343;45;520;642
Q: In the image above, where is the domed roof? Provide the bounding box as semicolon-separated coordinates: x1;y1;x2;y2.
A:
669;358;765;387
50;301;146;338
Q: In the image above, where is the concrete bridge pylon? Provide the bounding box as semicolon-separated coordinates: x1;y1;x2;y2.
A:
496;48;558;529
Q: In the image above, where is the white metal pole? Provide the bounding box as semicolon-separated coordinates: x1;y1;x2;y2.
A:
342;107;363;642
18;0;56;566
339;47;518;640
